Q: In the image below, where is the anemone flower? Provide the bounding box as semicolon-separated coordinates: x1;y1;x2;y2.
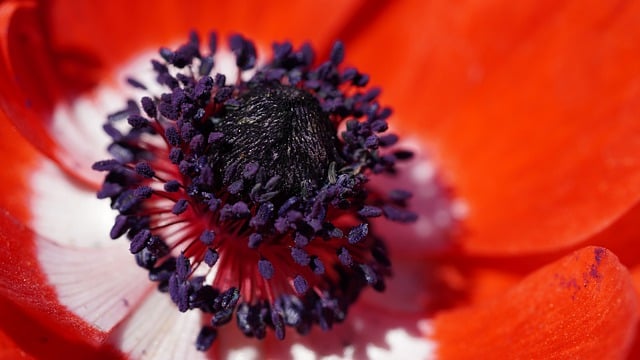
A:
1;1;640;359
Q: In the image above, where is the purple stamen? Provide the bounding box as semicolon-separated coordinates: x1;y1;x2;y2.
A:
93;33;416;352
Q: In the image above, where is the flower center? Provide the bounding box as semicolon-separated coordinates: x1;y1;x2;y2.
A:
93;32;416;351
214;83;341;200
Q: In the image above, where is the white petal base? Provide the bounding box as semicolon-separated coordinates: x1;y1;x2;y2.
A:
37;237;152;332
109;291;209;360
31;158;152;332
30;160;117;248
369;137;467;255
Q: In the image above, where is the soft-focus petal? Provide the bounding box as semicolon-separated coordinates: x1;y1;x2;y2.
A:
347;0;640;255
263;306;434;360
627;264;640;359
433;246;638;359
576;198;640;360
0;0;100;185
0;314;32;360
4;1;635;359
584;202;640;267
0;208;109;344
0;97;116;247
44;0;367;66
0;101;41;224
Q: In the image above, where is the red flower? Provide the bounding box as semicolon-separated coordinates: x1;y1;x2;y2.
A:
1;0;639;359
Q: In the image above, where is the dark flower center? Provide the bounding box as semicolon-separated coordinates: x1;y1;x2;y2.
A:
215;84;342;200
93;32;416;351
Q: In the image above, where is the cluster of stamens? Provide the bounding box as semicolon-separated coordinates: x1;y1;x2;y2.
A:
94;32;416;351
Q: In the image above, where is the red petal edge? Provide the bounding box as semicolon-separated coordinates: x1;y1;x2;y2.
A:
0;208;110;346
0;0;104;187
433;246;638;359
0;296;122;359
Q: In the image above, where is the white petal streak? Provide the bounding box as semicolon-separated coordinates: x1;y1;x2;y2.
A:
30;160;116;248
37;237;151;331
110;291;208;360
49;49;160;168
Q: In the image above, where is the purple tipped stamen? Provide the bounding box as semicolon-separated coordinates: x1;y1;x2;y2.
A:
94;32;416;351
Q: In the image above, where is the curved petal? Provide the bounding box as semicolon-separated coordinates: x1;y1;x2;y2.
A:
108;292;212;359
37;239;153;333
0;103;41;224
1;103;153;336
0;103;104;238
0;0;101;186
626;265;640;359
583;202;640;267
1;147;152;346
433;246;638;359
564;197;640;360
0;209;108;344
345;0;640;255
0;79;152;347
0;296;122;360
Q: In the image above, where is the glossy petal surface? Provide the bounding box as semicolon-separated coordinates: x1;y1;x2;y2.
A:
0;209;108;344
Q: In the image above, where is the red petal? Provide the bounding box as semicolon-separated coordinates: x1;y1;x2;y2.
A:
0;0;101;186
0;314;33;360
433;246;638;359
44;0;366;68
0;103;42;225
583;202;640;267
562;197;640;360
0;209;108;345
625;265;640;359
0;296;122;359
2;106;153;334
346;0;640;254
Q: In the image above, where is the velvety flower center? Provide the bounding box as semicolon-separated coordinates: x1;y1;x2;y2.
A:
93;32;416;351
216;84;341;198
